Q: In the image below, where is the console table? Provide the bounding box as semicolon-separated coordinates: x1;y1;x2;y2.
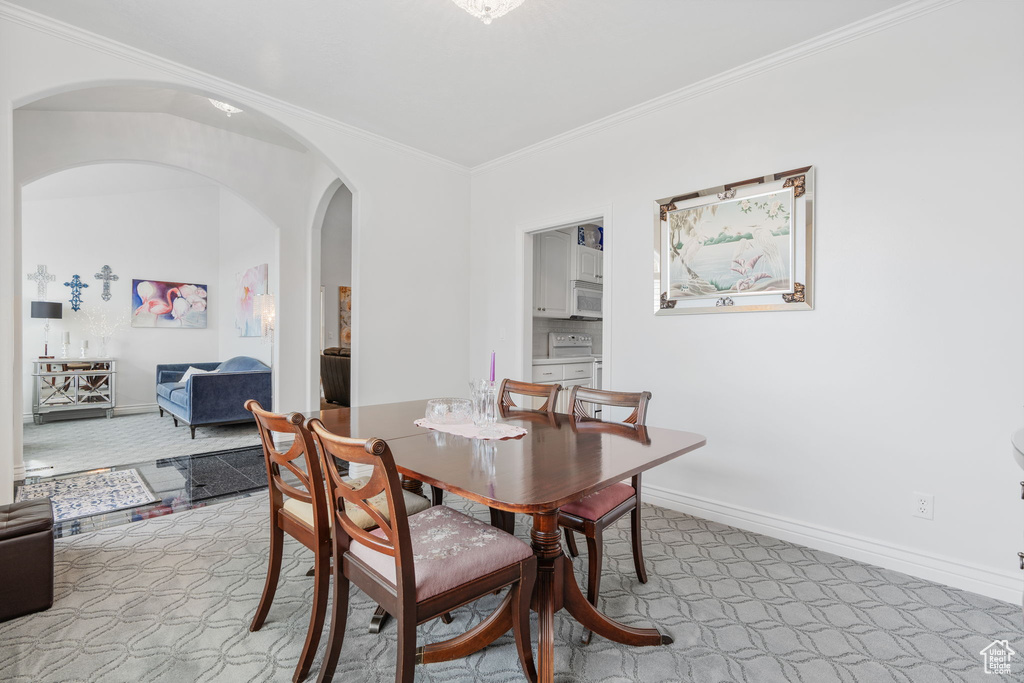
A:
31;359;116;424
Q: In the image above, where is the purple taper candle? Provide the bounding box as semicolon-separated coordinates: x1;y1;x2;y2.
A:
489;351;495;382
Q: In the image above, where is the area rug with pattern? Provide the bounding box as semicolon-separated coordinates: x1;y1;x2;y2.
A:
16;468;158;522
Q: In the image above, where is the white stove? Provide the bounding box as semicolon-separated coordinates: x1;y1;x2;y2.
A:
548;332;593;359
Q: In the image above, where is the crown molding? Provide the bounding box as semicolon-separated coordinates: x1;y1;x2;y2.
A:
472;0;963;175
0;2;470;175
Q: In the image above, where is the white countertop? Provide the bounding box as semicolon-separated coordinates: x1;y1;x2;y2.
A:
533;355;601;365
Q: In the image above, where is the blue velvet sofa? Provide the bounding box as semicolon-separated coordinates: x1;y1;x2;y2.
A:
155;356;272;438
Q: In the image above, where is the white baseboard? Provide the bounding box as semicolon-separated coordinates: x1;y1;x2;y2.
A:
644;484;1022;605
23;403;159;423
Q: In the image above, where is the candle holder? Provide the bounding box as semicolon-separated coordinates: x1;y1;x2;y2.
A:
60;343;69;359
80;341;89;359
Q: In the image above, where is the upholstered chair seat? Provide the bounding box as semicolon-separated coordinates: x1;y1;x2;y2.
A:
349;505;534;600
282;479;431;530
559;482;635;521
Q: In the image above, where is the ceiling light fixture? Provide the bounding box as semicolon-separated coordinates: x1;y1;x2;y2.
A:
208;98;243;117
451;0;524;24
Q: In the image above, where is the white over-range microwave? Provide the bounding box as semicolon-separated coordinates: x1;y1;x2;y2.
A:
570;281;602;320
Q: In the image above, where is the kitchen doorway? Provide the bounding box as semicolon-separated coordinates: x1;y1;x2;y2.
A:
523;217;607;414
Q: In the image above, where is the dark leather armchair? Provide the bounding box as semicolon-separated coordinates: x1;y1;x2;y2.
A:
321;348;350;406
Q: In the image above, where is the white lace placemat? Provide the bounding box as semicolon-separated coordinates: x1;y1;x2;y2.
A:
413;419;526;440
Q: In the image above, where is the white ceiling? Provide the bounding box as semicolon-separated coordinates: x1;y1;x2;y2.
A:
21;86;309;152
22;163;217;202
7;0;904;166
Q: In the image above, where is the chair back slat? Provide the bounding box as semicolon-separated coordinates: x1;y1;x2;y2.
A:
308;421;414;580
499;378;561;413
569;418;651;444
247;400;329;529
567;386;652;425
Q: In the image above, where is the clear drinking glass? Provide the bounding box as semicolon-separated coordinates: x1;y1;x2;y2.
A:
469;379;499;435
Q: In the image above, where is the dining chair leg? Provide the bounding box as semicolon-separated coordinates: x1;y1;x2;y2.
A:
489;508;515;534
585;531;602;606
630;504;648;584
565;529;580;557
250;523;283;632
512;559;538;683
294;548;330;683
582;530;602;645
396;608;417;683
315;553;349;683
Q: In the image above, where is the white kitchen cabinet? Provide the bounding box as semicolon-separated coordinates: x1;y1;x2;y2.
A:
533;229;571;318
574;245;603;285
530;360;593;415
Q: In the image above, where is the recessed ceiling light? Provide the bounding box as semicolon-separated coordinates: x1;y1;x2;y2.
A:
451;0;524;25
208;98;243;117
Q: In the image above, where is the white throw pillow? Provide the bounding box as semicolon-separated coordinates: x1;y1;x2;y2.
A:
180;366;213;383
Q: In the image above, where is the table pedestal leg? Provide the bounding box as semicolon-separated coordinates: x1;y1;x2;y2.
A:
561;559;672;646
530;511;563;683
401;477;425;497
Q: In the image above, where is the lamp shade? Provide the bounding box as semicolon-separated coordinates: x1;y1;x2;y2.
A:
30;301;62;319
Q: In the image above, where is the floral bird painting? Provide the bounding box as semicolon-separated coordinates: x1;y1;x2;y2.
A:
131;279;208;328
666;188;793;301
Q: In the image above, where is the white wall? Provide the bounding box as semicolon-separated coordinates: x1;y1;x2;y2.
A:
217;187;277;366
21;176;221;413
319;184;352;348
470;0;1024;601
0;11;472;502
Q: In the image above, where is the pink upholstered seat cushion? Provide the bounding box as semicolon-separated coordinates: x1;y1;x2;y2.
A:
560;483;635;520
348;506;533;601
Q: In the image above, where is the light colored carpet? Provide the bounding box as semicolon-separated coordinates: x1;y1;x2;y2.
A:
22;411;278;477
0;494;1019;682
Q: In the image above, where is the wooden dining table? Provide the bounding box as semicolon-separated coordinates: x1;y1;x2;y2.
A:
306;400;707;683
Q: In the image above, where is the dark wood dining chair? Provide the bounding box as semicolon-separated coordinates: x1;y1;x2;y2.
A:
498;378;561;413
307;420;538;683
246;400;332;683
558;386;652;644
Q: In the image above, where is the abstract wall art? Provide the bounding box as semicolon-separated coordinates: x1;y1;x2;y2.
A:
131;279;208;328
338;286;352;350
235;264;268;337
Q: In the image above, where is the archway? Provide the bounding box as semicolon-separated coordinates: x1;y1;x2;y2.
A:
7;82;360;487
20;161;281;476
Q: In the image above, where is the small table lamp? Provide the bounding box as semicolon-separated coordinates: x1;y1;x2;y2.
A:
30;301;63;359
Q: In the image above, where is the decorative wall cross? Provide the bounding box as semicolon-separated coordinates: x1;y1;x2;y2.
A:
27;265;55;299
63;275;89;311
94;265;119;302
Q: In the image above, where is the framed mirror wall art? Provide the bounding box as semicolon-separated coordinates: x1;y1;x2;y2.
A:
654;166;814;315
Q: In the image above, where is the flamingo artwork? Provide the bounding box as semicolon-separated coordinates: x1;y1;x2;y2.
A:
131;279;208;328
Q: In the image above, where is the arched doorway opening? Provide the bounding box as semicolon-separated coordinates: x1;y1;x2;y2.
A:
312;182;354;409
20;162;281;476
8;83;357;488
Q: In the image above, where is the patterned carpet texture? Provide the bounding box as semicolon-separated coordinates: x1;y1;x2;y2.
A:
0;493;1019;682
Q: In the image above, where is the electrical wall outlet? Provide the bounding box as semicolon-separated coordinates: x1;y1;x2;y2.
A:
912;492;934;520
